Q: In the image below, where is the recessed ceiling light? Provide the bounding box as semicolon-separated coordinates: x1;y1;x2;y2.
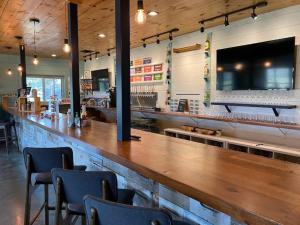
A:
148;11;159;16
98;33;106;38
51;54;57;57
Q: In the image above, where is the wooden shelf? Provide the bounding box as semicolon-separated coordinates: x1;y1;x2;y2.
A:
164;128;300;160
130;63;162;69
131;71;163;77
211;102;297;117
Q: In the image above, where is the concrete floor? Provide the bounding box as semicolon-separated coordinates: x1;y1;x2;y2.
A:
0;144;56;225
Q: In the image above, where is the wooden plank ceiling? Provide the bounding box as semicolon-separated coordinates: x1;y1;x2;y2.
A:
0;0;300;59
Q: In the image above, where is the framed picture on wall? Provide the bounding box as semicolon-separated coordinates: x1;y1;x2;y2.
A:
83;70;91;79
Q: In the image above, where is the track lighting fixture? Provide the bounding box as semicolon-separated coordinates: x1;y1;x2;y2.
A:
90;56;92;61
17;64;23;72
135;0;147;25
84;57;86;62
169;33;173;41
141;28;179;47
198;1;267;28
200;21;205;33
107;49;111;56
7;68;12;76
224;15;229;26
251;7;258;20
95;53;99;60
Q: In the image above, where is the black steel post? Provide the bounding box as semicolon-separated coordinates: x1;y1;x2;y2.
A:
20;44;27;89
68;2;80;119
115;0;131;141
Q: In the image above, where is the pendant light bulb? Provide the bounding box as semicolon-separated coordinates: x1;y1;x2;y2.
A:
135;0;147;25
33;55;39;65
7;68;12;76
63;38;71;53
17;64;23;72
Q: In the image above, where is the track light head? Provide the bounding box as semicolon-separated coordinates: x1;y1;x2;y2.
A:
107;50;111;56
200;21;205;33
90;56;92;61
169;33;173;41
84;57;86;62
156;36;160;44
143;42;147;48
224;15;229;26
251;7;258;20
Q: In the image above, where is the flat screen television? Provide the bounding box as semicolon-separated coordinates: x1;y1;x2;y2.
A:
216;37;295;91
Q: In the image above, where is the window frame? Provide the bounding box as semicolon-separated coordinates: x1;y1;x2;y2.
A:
26;75;65;101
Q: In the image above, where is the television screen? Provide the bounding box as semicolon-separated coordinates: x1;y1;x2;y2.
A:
216;37;295;91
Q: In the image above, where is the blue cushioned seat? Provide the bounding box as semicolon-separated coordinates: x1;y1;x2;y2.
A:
52;169;135;223
23;147;87;225
84;195;192;225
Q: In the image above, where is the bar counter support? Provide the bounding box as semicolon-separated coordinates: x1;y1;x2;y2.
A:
115;0;131;141
68;2;80;119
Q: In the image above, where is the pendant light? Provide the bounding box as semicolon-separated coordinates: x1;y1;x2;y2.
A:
63;0;71;53
7;68;12;76
17;64;23;72
30;18;40;66
135;0;147;25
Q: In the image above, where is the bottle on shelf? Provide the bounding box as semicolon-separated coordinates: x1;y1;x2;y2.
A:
74;112;81;128
67;109;73;128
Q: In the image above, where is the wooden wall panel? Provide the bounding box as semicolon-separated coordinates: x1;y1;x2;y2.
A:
0;0;299;58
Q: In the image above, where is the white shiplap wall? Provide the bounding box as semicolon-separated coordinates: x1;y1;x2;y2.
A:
84;5;300;147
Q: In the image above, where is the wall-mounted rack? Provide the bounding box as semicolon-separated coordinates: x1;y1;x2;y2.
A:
211;102;297;117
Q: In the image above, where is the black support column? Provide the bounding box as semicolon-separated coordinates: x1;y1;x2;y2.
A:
115;0;131;141
68;2;80;119
20;44;27;89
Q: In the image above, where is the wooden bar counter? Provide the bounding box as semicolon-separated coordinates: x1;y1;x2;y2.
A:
8;108;300;225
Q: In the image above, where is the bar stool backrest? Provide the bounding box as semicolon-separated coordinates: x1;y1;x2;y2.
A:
23;147;74;173
51;169;118;204
84;195;173;225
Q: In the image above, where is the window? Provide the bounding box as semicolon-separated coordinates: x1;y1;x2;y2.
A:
27;76;63;101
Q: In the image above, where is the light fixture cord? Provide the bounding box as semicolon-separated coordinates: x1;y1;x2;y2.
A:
33;21;37;54
65;0;68;37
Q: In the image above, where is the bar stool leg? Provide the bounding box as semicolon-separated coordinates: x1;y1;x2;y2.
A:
44;184;49;225
13;124;20;152
81;215;86;225
24;156;32;225
54;177;62;225
3;126;9;154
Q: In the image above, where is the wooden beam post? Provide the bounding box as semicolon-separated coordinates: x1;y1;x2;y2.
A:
115;0;131;141
20;44;27;89
68;2;80;120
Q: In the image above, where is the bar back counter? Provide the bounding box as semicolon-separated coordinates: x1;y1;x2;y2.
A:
8;108;300;225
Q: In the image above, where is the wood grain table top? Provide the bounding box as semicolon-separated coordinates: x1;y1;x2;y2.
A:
9;108;300;225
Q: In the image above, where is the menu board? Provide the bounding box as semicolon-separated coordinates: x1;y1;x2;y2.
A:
153;74;163;81
144;66;152;73
130;57;163;83
144;75;153;81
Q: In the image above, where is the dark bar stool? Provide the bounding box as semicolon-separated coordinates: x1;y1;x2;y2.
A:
84;195;192;225
23;147;87;225
0;120;19;154
51;169;135;225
